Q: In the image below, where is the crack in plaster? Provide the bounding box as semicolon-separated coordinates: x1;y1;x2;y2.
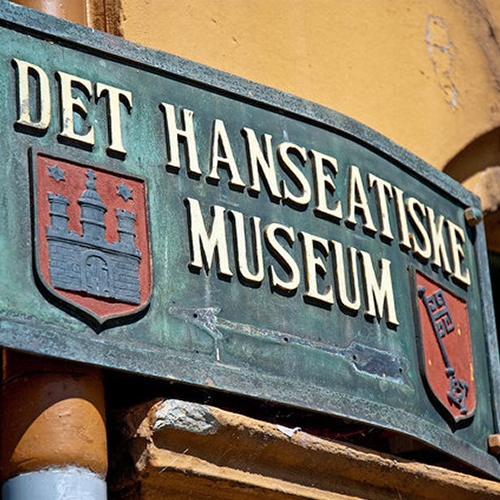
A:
426;15;458;107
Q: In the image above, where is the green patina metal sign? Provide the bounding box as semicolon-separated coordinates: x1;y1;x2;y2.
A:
0;1;499;478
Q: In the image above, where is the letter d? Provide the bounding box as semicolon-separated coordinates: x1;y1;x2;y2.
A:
13;59;51;131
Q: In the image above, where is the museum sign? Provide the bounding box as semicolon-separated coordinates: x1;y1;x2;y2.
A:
0;2;499;478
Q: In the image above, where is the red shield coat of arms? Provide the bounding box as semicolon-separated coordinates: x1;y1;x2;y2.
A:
414;270;475;422
33;153;152;325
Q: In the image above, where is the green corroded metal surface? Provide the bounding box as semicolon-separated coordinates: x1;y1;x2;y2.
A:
0;1;499;478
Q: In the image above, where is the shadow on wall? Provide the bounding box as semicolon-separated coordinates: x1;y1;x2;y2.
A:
444;127;500;255
444;127;500;184
444;128;500;336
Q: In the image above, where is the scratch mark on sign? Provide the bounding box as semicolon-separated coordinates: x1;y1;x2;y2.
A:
171;306;222;361
168;306;406;382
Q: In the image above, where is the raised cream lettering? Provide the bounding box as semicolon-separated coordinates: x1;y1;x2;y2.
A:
243;128;282;201
13;58;51;131
448;220;471;286
427;207;452;274
277;142;311;208
406;197;432;260
346;165;377;233
230;210;265;284
359;251;399;327
96;82;133;156
207;119;245;188
301;231;334;306
310;149;343;221
57;71;95;146
393;186;412;251
185;198;233;278
265;223;300;294
331;241;361;312
368;173;394;240
160;103;201;176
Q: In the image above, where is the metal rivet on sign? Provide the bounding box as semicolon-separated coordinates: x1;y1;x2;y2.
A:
488;434;500;455
464;207;483;227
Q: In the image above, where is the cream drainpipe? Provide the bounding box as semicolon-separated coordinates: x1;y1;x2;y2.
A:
1;351;108;499
2;1;108;498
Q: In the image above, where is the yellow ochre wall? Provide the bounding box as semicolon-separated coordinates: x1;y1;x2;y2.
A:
120;0;500;176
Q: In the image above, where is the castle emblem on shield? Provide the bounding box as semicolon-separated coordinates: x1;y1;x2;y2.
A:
413;270;475;422
33;153;151;324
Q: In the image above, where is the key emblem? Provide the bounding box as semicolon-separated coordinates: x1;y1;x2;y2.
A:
413;270;475;422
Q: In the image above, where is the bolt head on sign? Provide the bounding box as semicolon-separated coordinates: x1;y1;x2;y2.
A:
415;270;476;422
33;154;152;325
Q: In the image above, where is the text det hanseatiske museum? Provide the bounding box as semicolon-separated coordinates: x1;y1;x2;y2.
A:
13;57;471;330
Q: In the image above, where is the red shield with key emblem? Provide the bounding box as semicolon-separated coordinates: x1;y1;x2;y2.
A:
32;153;152;325
414;270;475;422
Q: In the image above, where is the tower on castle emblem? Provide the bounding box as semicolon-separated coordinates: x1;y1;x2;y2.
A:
33;154;151;324
412;269;475;423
